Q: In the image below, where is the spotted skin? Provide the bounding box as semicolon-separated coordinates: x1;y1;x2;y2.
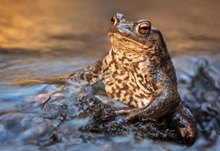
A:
102;49;154;108
70;13;196;145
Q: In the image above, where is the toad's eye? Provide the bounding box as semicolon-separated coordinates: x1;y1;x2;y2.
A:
111;16;119;26
136;21;151;35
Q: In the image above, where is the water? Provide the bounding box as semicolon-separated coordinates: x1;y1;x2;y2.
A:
0;0;220;150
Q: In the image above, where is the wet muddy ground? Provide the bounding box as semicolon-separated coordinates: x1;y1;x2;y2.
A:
0;0;220;150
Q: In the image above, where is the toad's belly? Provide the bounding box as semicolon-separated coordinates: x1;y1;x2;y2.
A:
103;72;154;108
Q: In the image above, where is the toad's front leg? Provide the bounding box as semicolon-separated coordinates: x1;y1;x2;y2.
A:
115;71;196;145
69;59;104;85
122;71;181;122
69;59;106;95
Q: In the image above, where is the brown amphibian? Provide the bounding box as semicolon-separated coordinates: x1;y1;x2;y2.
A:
70;13;196;145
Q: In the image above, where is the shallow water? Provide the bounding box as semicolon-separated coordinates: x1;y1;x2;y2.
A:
0;0;220;151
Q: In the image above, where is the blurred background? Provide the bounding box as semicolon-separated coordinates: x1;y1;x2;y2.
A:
0;0;220;56
0;0;220;89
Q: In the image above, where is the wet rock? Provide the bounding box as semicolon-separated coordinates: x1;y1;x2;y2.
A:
1;56;220;149
177;58;220;144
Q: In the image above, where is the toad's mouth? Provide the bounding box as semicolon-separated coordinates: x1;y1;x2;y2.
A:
108;32;151;49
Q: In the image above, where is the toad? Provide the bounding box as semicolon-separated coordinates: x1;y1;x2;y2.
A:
70;13;196;145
